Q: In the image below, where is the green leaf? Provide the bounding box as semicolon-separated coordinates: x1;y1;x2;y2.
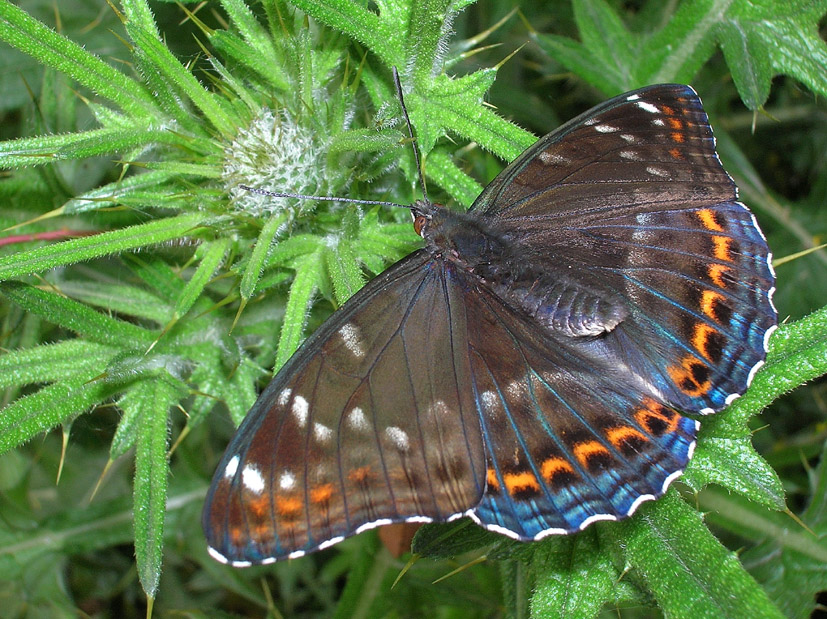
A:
57;281;172;324
425;147;483;208
126;22;235;136
326;237;364;306
0;212;208;281
737;442;827;618
410;69;534;158
0;126;184;168
288;0;392;66
529;530;615;619
715;1;827;109
0;372;123;455
572;0;635;88
173;237;231;320
534;0;827;106
273;249;324;371
239;212;289;303
132;375;179;598
611;491;785;618
0;2;155;116
0;281;154;349
0;340;117;390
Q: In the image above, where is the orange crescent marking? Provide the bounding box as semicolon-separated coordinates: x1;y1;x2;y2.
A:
712;236;733;262
310;483;334;504
701;290;726;321
692;323;719;361
707;264;730;288
540;457;574;483
503;470;540;494
634;398;681;435
606;426;649;450
348;466;372;483
669;147;683;160
275;495;303;517
668;117;683;130
667;356;712;396
248;495;270;518
573;441;610;469
670;131;685;143
486;468;500;491
696;208;724;232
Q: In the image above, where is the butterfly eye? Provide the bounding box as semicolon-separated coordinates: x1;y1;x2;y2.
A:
413;214;429;237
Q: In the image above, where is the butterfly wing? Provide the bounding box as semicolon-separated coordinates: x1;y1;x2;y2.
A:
455;270;698;537
470;84;776;415
203;251;486;565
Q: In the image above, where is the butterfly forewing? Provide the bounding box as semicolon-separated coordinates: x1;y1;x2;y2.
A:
473;85;733;219
203;252;486;564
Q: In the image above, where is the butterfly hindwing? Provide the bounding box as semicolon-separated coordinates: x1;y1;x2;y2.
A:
448;265;698;538
203;252;486;564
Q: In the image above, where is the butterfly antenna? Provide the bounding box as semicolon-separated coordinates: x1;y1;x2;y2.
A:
392;67;429;203
238;186;409;210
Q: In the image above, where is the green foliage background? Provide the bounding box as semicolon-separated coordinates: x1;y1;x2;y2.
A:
0;0;825;616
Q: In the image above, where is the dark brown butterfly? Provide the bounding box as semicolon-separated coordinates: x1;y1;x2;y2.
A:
203;74;776;566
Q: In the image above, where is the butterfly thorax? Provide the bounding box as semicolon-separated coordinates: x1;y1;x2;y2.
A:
419;204;628;338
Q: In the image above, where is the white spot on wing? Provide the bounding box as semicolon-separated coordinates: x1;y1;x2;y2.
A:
277;388;292;407
595;124;618;133
621;134;636;143
279;471;296;490
480;390;498;409
653;118;665;127
539;151;570;165
646;166;669;178
314;422;333;443
661;468;685;493
579;513;617;529
637;101;659;114
385;426;410;451
347;407;369;431
506;380;525;398
626;93;641;101
292;395;308;427
242;464;265;494
339;323;365;357
223;455;240;478
620;150;642;161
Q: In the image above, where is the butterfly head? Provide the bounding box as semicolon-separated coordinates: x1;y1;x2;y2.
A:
411;198;439;238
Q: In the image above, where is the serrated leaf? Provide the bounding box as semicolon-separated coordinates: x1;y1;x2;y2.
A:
0;212;208;281
273;249;324;371
0;340;117;390
737;441;827;618
0;281;154;349
132;375;179;597
529;529;616;619
611;491;784;618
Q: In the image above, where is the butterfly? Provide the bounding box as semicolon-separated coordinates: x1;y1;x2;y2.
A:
203;80;777;566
